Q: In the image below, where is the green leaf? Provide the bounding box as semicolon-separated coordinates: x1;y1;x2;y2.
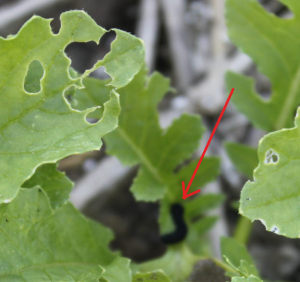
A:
133;244;198;282
94;29;145;89
225;0;300;131
191;216;218;235
184;216;219;256
71;77;111;119
221;237;261;281
0;10;144;204
239;107;300;238
104;69;207;202
159;158;220;234
177;157;220;196
133;271;170;282
221;237;258;276
100;257;131;282
0;188;130;281
22;163;73;209
232;276;263;282
225;142;258;178
185;194;224;219
74;54;220;243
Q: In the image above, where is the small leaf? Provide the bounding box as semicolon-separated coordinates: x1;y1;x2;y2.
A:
104;69;205;202
225;142;258;178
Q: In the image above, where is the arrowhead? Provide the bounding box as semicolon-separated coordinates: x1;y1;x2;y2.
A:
181;181;201;200
182;181;201;200
182;181;188;200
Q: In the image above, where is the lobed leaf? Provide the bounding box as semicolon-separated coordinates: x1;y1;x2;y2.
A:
104;69;204;201
226;0;300;131
0;10;144;204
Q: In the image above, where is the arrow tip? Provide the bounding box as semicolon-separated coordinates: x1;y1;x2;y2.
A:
182;181;188;200
181;181;201;200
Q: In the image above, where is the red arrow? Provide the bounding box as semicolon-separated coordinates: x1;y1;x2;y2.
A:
182;88;235;199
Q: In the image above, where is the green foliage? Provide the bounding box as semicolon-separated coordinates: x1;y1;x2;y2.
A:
22;163;72;209
76;67;221;241
0;188;131;281
185;193;224;217
225;142;258;178
226;0;300;240
0;11;151;282
133;244;198;282
104;68;207;202
0;7;237;282
240;108;300;238
221;237;262;281
132;271;170;282
0;10;144;204
183;194;224;253
226;0;300;132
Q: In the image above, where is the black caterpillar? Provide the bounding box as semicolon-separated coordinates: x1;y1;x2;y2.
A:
161;203;188;244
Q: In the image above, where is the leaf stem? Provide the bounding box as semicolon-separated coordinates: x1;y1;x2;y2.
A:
210;257;238;275
234;215;252;244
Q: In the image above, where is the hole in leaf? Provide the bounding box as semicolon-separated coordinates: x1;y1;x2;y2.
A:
64;30;116;76
264;149;279;164
24;60;44;94
85;108;102;124
258;0;293;18
270;225;279;234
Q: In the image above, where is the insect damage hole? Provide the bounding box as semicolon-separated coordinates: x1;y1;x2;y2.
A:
64;30;116;77
24;60;44;94
270;225;279;234
85;108;102;124
264;149;279;164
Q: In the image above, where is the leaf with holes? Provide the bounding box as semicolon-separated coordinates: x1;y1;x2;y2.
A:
0;188;131;281
0;10;144;203
240;107;300;238
226;0;300;131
